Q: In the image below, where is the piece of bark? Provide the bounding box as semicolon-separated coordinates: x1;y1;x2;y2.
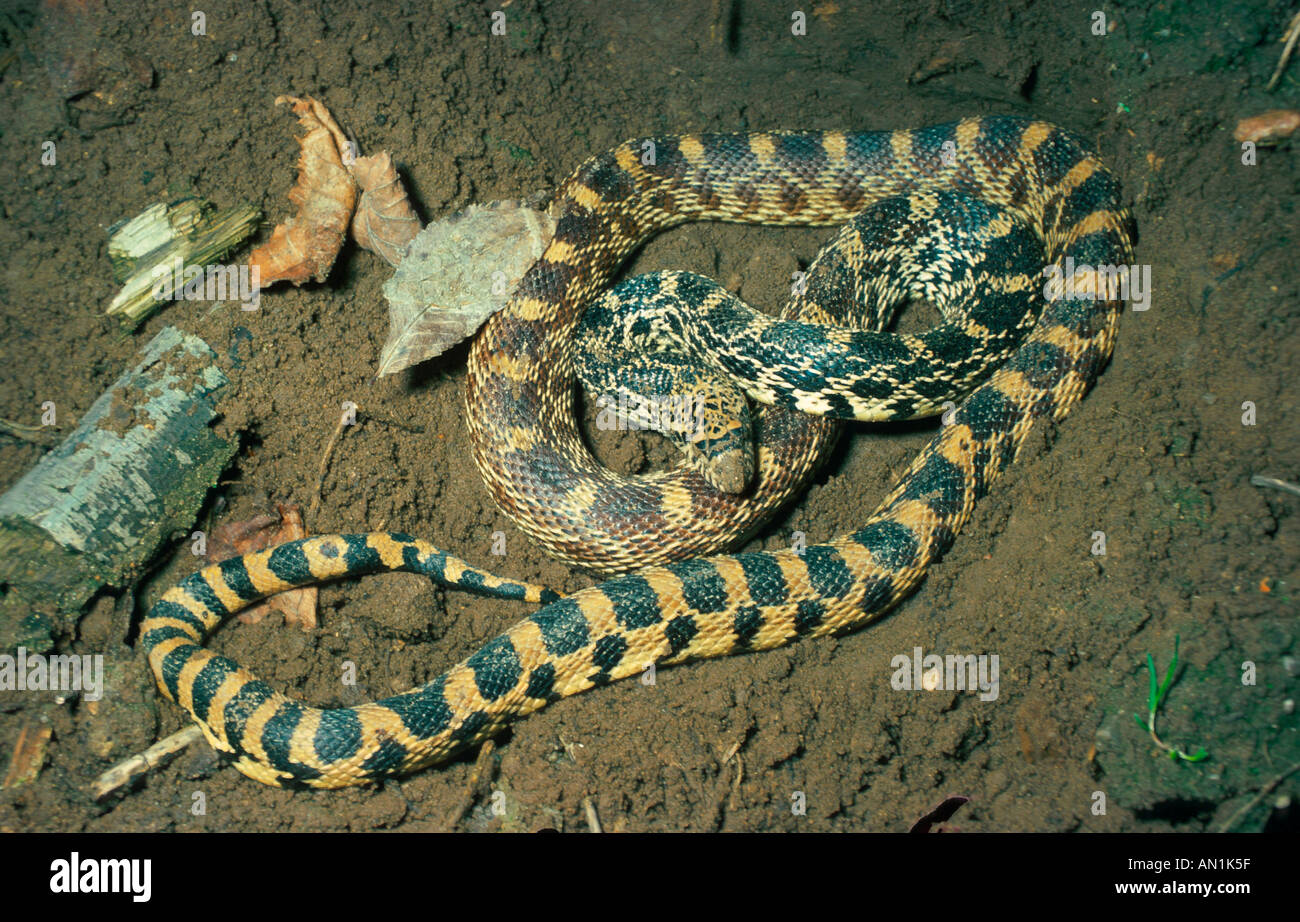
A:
0;327;236;653
249;95;357;287
351;151;421;267
105;198;261;328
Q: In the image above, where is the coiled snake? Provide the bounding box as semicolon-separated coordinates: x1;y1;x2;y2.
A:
141;116;1132;788
571;188;1044;494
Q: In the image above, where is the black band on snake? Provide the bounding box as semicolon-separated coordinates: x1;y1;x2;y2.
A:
141;116;1133;788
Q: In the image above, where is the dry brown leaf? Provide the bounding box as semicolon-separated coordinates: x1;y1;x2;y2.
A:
205;504;318;629
1233;109;1300;144
351;151;421;267
249;95;357;287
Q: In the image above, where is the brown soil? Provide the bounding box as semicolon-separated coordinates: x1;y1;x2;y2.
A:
1;0;1297;833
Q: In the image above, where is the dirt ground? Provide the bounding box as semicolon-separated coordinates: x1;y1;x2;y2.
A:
0;0;1296;832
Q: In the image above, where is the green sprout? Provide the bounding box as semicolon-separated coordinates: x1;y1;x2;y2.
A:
1133;634;1209;763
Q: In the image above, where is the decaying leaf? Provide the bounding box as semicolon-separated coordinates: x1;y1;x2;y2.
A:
377;200;555;376
1234;109;1300;145
205;504;318;629
249;95;357;287
351;151;421;267
2;725;53;788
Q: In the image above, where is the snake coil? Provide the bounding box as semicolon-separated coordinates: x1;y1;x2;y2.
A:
142;117;1132;788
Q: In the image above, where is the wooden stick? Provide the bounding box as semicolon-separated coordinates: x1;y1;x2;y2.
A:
1266;11;1300;91
582;796;602;833
2;725;53;788
1215;761;1300;832
91;726;204;800
307;409;353;525
0;417;56;445
1251;475;1300;498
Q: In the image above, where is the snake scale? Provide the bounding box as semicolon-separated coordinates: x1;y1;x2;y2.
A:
141;116;1133;788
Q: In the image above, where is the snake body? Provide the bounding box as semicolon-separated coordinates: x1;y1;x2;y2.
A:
141;117;1132;788
573;189;1045;492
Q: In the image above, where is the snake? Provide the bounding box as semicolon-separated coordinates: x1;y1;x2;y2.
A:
141;116;1132;788
571;188;1045;494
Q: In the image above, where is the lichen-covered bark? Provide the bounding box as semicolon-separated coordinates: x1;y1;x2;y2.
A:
0;327;236;652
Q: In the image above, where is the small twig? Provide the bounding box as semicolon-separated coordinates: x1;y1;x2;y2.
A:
2;725;53;788
1266;10;1300;91
444;740;496;830
1251;474;1300;497
728;753;745;812
0;417;56;444
363;414;425;434
307;410;355;524
582;796;602;833
720;736;746;813
1215;761;1300;832
91;726;203;800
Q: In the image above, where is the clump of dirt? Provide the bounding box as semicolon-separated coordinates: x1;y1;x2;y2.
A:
0;0;1296;832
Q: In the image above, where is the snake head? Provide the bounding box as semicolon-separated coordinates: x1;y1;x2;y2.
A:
684;387;755;494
